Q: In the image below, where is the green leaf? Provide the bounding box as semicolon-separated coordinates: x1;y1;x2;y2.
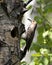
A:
27;5;32;10
40;48;49;55
44;3;52;13
34;16;43;24
21;61;27;65
39;63;43;65
36;0;44;4
48;54;52;56
43;31;49;38
37;26;44;33
32;53;42;57
50;56;52;62
29;61;35;65
30;42;41;52
44;0;52;4
44;58;49;65
45;23;51;30
20;39;26;48
37;34;44;44
48;31;52;40
23;0;28;2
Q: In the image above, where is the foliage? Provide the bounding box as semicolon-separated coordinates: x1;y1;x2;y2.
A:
21;0;52;65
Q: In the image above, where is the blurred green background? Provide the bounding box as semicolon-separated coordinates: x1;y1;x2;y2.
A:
21;0;52;65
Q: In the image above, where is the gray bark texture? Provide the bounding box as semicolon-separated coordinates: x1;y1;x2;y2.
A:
0;0;35;65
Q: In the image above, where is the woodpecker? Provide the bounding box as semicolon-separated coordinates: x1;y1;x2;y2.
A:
18;19;37;60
